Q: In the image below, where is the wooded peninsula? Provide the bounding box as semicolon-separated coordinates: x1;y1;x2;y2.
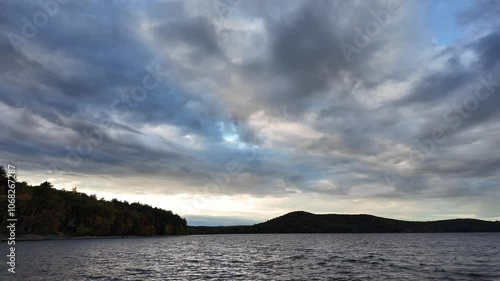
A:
0;166;187;237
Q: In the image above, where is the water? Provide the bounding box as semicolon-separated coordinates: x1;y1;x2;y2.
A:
1;233;499;280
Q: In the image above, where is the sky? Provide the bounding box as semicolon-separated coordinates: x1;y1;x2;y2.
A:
1;0;500;226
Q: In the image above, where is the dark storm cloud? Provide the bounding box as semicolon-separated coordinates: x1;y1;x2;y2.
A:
266;2;347;99
470;31;500;71
240;0;406;112
404;31;500;144
0;1;222;185
396;70;473;105
153;16;223;57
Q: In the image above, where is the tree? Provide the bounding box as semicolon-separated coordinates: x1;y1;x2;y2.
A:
0;166;6;180
0;179;188;236
40;181;53;188
0;166;6;195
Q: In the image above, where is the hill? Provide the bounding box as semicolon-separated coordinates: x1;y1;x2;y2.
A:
0;167;187;237
188;211;500;234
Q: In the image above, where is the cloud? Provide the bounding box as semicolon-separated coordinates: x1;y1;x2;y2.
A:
1;0;500;222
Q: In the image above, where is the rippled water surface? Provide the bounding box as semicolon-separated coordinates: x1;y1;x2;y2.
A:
1;233;499;280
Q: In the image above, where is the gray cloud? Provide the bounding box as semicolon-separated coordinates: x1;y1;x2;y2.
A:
1;0;500;221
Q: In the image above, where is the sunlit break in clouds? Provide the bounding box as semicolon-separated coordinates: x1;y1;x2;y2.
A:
1;0;500;226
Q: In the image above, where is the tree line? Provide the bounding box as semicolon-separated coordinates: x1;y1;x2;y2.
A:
0;166;187;236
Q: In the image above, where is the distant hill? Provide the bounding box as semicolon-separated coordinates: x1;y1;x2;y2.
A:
188;211;500;234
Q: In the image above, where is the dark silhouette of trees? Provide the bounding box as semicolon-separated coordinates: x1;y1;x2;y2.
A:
0;166;5;180
0;167;187;236
189;211;500;234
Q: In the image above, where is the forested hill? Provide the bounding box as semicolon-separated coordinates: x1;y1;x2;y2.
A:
250;211;500;233
0;166;187;236
189;211;500;234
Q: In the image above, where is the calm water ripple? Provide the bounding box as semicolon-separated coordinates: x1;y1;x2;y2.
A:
1;233;499;280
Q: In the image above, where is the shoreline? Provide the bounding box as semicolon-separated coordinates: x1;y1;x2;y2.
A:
0;234;184;242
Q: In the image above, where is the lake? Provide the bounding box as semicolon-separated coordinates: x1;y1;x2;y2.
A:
1;233;499;280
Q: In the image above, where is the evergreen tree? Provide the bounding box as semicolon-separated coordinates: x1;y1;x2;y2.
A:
0;174;187;236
